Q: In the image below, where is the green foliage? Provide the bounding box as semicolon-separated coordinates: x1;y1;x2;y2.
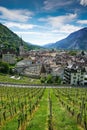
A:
40;76;46;83
68;50;77;56
26;89;48;130
0;87;45;130
46;74;53;84
16;57;23;62
0;74;41;84
40;75;62;84
0;61;9;73
0;23;42;52
1;87;85;130
53;76;61;84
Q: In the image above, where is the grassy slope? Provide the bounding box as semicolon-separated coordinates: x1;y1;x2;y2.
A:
2;116;18;130
0;74;41;84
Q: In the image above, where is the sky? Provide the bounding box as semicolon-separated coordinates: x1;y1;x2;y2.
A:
0;0;87;46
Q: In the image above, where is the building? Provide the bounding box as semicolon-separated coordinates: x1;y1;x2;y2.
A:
23;64;42;78
2;49;16;64
63;64;86;85
19;38;25;56
51;66;64;78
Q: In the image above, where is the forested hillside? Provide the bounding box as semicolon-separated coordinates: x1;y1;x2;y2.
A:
0;23;41;52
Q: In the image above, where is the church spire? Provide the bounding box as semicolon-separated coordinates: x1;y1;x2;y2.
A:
40;64;46;74
19;36;24;56
20;36;23;46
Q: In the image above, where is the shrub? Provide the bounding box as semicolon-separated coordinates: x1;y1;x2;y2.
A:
0;61;9;74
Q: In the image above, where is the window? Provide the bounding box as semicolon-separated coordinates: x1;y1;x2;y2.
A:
73;80;75;83
73;77;76;79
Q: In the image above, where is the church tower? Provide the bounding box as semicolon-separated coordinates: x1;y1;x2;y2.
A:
19;38;24;56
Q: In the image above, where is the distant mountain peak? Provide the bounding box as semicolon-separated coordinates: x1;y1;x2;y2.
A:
82;27;87;30
44;27;87;50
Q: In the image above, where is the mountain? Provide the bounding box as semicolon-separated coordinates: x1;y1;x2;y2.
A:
43;43;55;48
44;27;87;50
0;23;41;52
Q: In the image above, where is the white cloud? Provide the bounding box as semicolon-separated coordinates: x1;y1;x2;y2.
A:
79;0;87;6
39;13;77;28
77;20;87;24
0;8;80;46
51;24;81;35
58;24;81;33
4;22;36;29
14;24;81;45
43;0;72;11
15;30;66;45
0;6;33;22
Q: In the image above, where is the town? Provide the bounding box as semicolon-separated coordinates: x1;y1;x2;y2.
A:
0;40;87;86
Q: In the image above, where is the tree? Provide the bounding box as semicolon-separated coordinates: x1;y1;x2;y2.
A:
0;62;9;73
54;76;61;84
46;74;53;84
40;74;62;84
68;50;77;56
40;76;46;83
81;51;85;56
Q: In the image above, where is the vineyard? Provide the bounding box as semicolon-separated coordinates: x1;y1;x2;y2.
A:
0;86;87;130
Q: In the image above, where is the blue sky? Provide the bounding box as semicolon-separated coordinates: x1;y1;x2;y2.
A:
0;0;87;45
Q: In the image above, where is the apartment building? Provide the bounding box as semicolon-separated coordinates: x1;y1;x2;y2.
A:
63;64;86;85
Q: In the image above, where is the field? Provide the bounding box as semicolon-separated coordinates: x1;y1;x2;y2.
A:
0;86;87;130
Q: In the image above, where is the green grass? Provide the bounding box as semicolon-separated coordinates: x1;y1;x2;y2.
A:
26;89;48;130
2;116;18;130
50;89;81;130
0;73;41;84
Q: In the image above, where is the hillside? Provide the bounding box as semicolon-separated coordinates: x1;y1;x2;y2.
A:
44;27;87;50
0;23;41;53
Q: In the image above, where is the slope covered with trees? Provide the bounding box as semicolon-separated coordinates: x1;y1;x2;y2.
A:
0;23;41;52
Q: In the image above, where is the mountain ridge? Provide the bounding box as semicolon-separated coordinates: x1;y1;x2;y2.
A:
44;27;87;50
